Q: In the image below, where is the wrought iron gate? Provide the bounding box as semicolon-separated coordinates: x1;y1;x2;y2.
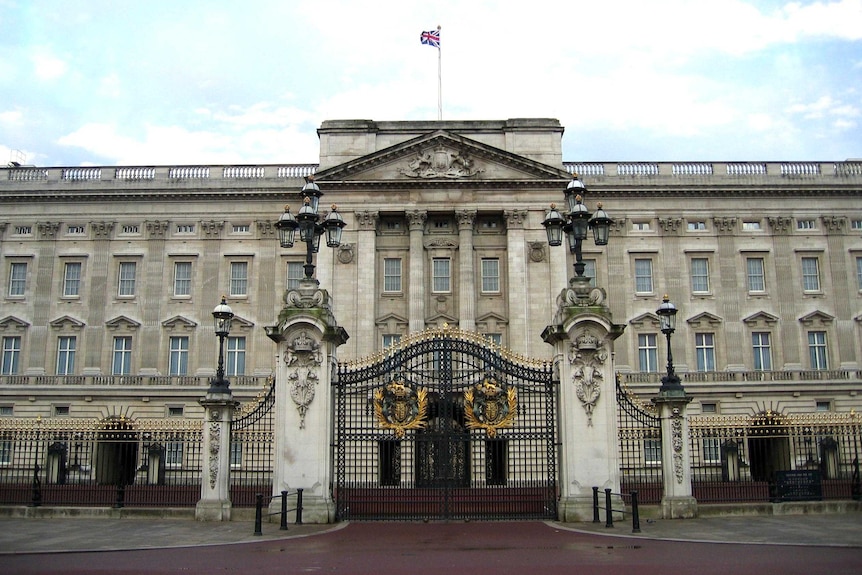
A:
616;375;664;504
335;327;557;521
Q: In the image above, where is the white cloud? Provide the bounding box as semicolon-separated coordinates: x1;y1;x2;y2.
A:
30;48;68;80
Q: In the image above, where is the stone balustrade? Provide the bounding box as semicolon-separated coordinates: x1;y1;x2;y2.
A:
0;374;271;387
621;369;862;385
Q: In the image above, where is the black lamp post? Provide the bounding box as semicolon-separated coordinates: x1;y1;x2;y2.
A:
208;296;234;394
275;177;346;281
656;294;684;394
542;175;612;281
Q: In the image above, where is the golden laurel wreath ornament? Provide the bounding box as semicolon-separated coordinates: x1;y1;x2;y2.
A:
374;380;428;438
464;378;517;437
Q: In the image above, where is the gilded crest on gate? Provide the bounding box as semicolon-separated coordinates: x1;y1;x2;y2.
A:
374;380;428;438
464;378;517;437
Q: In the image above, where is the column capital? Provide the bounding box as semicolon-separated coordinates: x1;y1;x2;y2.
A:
354;210;379;231
456;210;476;230
406;210;427;231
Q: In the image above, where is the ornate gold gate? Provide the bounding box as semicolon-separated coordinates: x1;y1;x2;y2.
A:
335;327;557;521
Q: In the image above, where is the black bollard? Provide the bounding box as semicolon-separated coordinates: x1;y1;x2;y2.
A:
254;493;263;536
592;487;600;523
296;488;304;525
280;490;288;530
604;488;613;528
631;491;640;533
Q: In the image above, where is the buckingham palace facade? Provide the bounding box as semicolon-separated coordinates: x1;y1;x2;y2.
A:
0;119;860;517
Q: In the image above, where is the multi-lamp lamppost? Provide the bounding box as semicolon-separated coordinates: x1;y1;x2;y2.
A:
274;177;347;281
541;174;613;284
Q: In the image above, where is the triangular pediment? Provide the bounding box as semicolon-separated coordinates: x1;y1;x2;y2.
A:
425;313;458;329
629;313;660;329
162;315;197;331
799;310;834;326
314;130;570;187
105;315;142;330
49;315;86;330
742;311;779;327
476;312;509;332
686;312;723;327
230;316;255;331
0;315;30;330
375;313;408;331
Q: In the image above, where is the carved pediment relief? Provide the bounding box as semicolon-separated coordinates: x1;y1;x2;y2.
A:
105;315;142;331
798;310;834;327
314;131;570;185
0;316;30;332
742;311;779;327
49;315;86;330
629;313;660;329
686;312;723;328
162;315;197;331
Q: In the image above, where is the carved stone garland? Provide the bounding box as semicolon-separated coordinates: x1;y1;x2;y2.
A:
284;331;323;429
208;409;221;489
569;331;608;426
671;407;685;484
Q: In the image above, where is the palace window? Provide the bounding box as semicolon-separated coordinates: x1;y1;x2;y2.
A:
112;336;132;376
173;262;192;297
230;262;248;297
63;262;82;297
1;337;21;375
382;334;401;349
287;261;303;291
695;333;716;372
638;334;658;372
226;337;246;376
583;259;597;288
856;257;862;291
644;439;662;465
752;332;772;371
56;336;76;375
481;258;500;293
432;258;451;293
8;262;27;297
742;221;762;231
165;442;184;468
801;257;820;292
746;257;765;292
118;262;137;297
169;336;189;376
687;221;706;231
797;219;816;230
634;259;653;294
690;258;710;293
383;258;402;293
702;437;721;464
807;331;828;370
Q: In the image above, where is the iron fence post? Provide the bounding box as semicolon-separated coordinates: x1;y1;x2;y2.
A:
631;491;640;533
592;486;599;523
280;490;288;530
254;494;263;536
296;488;304;524
114;483;125;509
604;488;613;528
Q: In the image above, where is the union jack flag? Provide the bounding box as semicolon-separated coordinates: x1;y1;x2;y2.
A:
420;28;440;48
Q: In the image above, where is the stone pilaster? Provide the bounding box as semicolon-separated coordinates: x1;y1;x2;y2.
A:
505;209;528;355
457;210;476;331
407;210;427;333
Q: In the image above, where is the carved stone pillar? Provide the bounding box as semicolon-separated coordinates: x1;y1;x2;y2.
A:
355;211;379;357
265;280;348;523
505;209;528;355
542;285;625;521
652;393;697;518
196;392;239;521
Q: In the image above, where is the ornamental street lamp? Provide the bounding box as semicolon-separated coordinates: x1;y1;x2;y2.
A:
542;175;613;281
656;294;684;394
275;177;346;280
208;296;234;394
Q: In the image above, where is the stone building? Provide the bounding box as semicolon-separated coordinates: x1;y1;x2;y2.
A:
0;119;860;519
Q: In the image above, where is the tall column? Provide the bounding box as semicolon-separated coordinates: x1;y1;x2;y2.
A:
407;210;427;333
196;389;239;521
266;281;348;523
715;217;743;370
457;210;476;331
354;211;379;357
543;285;626;521
822;216;856;368
768;216;800;368
505;210;528;355
140;221;167;373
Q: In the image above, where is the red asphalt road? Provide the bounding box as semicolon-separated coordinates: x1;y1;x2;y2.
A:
3;522;861;575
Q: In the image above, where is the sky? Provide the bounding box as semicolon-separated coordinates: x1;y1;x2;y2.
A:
1;0;861;167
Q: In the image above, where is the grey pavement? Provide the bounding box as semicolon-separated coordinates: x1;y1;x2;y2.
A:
0;513;860;555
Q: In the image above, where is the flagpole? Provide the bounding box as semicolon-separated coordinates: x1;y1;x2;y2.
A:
437;25;442;121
